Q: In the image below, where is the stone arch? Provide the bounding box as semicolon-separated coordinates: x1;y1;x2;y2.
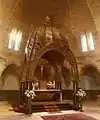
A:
30;44;66;75
80;64;100;90
28;42;78;82
80;64;100;100
1;64;19;90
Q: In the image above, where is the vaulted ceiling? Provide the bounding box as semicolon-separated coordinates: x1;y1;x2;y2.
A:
2;0;95;27
2;0;69;26
1;0;100;67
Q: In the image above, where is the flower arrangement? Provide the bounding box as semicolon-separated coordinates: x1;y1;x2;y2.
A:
24;90;36;99
76;88;87;98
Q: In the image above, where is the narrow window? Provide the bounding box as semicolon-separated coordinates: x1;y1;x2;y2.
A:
81;34;88;52
87;32;95;51
8;28;22;51
8;28;17;49
14;30;22;51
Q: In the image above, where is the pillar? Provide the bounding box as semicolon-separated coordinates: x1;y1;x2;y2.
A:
73;80;79;110
20;81;25;104
56;64;63;101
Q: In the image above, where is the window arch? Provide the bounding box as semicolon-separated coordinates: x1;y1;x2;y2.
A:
14;30;22;51
81;34;88;52
87;32;95;51
8;28;17;49
81;32;95;52
8;28;22;51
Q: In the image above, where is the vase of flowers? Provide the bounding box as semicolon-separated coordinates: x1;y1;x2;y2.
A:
76;88;87;112
24;90;36;114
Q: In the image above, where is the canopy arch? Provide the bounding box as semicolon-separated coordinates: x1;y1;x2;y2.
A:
20;16;79;110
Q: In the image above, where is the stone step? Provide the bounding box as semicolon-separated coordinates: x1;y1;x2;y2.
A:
44;104;60;112
31;102;73;112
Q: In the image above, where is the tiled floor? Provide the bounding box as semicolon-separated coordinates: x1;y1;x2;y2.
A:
0;100;100;120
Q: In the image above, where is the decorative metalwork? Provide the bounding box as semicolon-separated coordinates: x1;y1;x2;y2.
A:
20;16;79;109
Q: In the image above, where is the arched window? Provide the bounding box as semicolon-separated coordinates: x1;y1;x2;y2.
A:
81;34;88;52
8;28;22;51
14;30;22;51
87;32;95;51
8;28;17;49
81;32;95;52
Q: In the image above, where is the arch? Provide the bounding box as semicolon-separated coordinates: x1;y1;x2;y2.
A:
80;64;100;87
30;43;66;76
25;42;78;82
1;64;19;90
80;64;100;100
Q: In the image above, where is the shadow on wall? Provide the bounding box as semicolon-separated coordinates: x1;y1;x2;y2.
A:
79;64;100;100
0;64;20;104
61;67;73;100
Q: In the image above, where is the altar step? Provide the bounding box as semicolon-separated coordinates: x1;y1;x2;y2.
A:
44;104;60;112
31;101;73;112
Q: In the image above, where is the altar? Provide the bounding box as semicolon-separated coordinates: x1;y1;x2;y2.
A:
33;89;62;101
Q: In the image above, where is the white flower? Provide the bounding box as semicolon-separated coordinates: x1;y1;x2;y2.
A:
30;90;33;93
25;90;29;95
27;94;31;97
76;88;86;98
24;89;36;99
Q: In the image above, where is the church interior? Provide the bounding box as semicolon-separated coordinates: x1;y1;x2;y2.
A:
0;0;100;120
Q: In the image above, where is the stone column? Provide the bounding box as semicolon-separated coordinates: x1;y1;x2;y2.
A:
19;82;23;104
73;81;79;110
20;81;25;104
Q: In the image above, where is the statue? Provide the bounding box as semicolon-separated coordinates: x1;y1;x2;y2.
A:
46;81;55;89
32;81;39;90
